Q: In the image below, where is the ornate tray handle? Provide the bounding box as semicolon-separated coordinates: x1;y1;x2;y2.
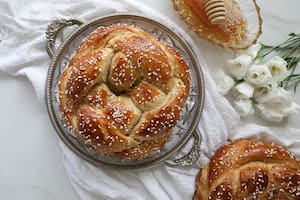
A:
166;129;202;166
46;19;84;57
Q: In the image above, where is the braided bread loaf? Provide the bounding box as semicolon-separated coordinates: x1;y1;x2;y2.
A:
58;24;190;160
194;139;300;199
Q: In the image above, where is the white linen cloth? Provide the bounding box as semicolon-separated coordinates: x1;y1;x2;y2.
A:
0;0;300;199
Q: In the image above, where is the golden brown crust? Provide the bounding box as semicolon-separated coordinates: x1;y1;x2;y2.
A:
193;139;300;200
58;24;190;160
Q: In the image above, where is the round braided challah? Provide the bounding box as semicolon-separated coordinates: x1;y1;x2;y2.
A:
58;24;190;160
194;139;300;199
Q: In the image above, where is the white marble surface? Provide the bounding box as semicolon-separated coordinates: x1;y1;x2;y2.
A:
0;0;299;200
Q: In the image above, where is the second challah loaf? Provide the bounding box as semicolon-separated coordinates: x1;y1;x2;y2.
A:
194;139;300;199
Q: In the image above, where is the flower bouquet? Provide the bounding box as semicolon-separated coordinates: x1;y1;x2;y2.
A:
216;33;300;122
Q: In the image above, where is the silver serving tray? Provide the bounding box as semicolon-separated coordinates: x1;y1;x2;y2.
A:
45;13;205;169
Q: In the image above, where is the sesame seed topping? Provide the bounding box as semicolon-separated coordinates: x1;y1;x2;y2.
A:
58;23;190;159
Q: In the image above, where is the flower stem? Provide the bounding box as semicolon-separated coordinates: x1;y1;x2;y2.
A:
257;33;300;92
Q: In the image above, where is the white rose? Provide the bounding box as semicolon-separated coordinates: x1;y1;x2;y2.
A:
226;54;253;80
256;102;300;122
253;82;278;101
266;56;289;82
234;98;254;117
231;81;254;99
245;43;261;59
256;105;283;122
215;71;235;95
255;87;300;122
244;64;273;86
255;86;290;104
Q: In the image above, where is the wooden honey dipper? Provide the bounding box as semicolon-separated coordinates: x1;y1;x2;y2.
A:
205;0;226;24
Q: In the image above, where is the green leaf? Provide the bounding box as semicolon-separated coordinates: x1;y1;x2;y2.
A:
258;32;300;93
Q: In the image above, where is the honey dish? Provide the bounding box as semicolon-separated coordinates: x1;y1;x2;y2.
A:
173;0;263;50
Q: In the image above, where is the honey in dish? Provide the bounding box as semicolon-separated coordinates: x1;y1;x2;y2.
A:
173;0;247;48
